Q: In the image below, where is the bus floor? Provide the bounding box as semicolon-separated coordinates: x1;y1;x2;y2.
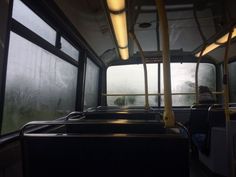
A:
190;158;225;177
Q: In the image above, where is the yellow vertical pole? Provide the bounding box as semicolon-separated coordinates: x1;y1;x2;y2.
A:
195;48;205;104
223;29;234;177
155;0;175;127
129;32;149;109
195;58;200;104
223;30;232;122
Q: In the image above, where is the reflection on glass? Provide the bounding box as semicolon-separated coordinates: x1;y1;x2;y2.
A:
61;37;79;60
84;58;100;110
2;32;77;134
12;0;56;45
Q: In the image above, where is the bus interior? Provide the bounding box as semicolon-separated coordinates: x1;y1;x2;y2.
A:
0;0;236;177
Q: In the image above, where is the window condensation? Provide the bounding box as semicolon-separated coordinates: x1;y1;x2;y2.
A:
198;63;216;92
161;63;195;106
160;63;216;106
107;64;158;107
61;37;79;61
12;0;56;45
84;58;100;110
1;32;77;134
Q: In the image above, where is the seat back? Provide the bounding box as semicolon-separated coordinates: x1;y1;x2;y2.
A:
189;104;211;134
22;134;189;177
21;121;189;177
66;120;165;134
208;106;226;128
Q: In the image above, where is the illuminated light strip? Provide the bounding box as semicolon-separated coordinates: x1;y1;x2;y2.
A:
107;0;129;60
110;12;128;48
217;27;236;44
195;43;220;57
195;27;236;57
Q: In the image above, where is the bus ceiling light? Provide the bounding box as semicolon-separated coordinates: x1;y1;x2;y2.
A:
195;27;236;57
195;43;220;57
107;0;129;60
110;13;128;48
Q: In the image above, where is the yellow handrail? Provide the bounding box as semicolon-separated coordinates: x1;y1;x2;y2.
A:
223;28;234;177
223;29;233;121
103;92;223;97
129;32;149;109
155;0;175;127
195;46;206;103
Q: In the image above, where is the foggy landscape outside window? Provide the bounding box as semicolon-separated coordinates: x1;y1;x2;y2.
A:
160;63;194;106
107;63;215;107
107;64;158;106
2;32;77;134
161;63;216;106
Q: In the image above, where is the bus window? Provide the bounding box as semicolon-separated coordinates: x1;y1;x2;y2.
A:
2;32;77;134
159;63;216;106
199;63;216;92
107;63;215;107
84;58;100;110
107;64;158;107
12;0;56;45
60;37;79;61
160;63;194;106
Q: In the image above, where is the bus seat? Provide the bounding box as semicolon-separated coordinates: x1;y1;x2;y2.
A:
208;106;225;128
189;108;209;135
190;104;212;109
189;104;211;154
65;120;166;134
199;117;236;176
199;127;228;176
229;120;236;176
195;106;226;155
21;131;189;177
86;111;161;120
